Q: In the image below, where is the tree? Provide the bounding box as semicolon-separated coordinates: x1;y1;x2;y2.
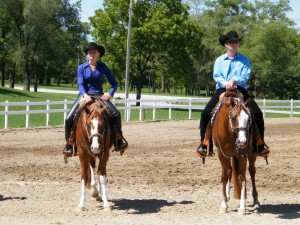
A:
243;22;300;99
90;0;204;100
0;0;87;91
186;0;299;99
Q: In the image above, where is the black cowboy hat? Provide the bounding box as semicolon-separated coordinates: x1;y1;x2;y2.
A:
219;30;243;47
83;42;105;56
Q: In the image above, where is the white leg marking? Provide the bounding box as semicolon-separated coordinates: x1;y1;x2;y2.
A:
220;200;228;213
220;181;230;213
226;180;231;201
100;175;110;209
238;180;246;215
78;179;86;210
90;165;99;198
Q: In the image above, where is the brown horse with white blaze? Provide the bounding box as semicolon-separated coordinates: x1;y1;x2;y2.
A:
75;100;113;211
211;93;259;215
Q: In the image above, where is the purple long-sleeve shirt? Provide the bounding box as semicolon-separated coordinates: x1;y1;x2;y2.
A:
77;61;118;96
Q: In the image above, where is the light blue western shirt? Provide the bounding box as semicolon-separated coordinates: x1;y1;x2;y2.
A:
213;52;251;90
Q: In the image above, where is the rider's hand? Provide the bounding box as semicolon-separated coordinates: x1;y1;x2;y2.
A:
83;94;92;103
101;93;111;101
225;79;237;91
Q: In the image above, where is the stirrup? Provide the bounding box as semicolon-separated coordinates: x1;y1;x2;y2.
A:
258;146;270;157
196;144;207;157
113;139;128;155
63;144;73;157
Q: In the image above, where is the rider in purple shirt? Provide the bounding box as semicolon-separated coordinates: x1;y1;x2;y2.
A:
196;31;269;158
63;42;128;157
77;61;117;97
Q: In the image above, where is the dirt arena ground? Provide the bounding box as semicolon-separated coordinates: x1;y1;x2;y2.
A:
0;118;299;225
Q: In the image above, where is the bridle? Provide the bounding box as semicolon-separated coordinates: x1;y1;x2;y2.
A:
217;97;252;159
79;102;108;158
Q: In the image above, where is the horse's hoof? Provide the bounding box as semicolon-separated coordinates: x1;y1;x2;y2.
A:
91;191;99;198
103;203;111;211
250;200;260;208
238;208;246;215
96;196;102;202
76;206;85;212
219;207;228;213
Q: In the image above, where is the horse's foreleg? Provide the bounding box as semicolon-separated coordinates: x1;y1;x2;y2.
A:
220;163;231;213
248;156;260;207
90;165;99;198
238;177;246;215
99;175;110;209
77;179;87;211
220;179;230;213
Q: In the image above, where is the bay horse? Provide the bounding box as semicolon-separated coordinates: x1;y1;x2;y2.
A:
210;92;260;215
75;98;113;211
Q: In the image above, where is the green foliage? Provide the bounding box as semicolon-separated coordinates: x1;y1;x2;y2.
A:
1;0;300;100
90;0;204;98
0;0;88;90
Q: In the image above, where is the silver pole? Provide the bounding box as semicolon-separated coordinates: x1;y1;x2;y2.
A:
125;0;133;120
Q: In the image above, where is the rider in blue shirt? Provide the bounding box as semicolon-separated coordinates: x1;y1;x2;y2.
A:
196;31;269;157
63;42;128;156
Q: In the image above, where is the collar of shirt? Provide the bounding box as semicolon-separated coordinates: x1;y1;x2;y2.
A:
224;52;241;60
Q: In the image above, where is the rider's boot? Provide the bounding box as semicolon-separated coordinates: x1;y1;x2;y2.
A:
112;115;128;154
63;129;76;157
196;138;214;157
113;130;128;153
253;136;269;157
196;122;213;157
196;138;207;157
257;144;270;157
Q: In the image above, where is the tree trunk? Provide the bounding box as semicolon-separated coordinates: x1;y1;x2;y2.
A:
9;63;16;88
0;57;4;87
23;60;30;91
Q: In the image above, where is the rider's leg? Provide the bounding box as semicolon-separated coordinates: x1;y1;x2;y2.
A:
249;99;270;156
102;99;128;152
197;89;224;156
63;96;80;156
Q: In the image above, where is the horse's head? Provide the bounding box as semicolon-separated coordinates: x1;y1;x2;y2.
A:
227;97;252;156
85;102;107;155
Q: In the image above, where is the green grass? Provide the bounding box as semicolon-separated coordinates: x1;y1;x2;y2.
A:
0;86;299;129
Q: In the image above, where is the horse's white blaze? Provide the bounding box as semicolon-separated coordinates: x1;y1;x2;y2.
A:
78;179;86;208
237;110;249;143
90;118;99;151
99;175;110;208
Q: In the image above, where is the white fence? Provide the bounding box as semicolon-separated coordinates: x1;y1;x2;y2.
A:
0;98;299;129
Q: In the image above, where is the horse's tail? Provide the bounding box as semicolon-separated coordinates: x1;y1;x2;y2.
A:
231;157;246;199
